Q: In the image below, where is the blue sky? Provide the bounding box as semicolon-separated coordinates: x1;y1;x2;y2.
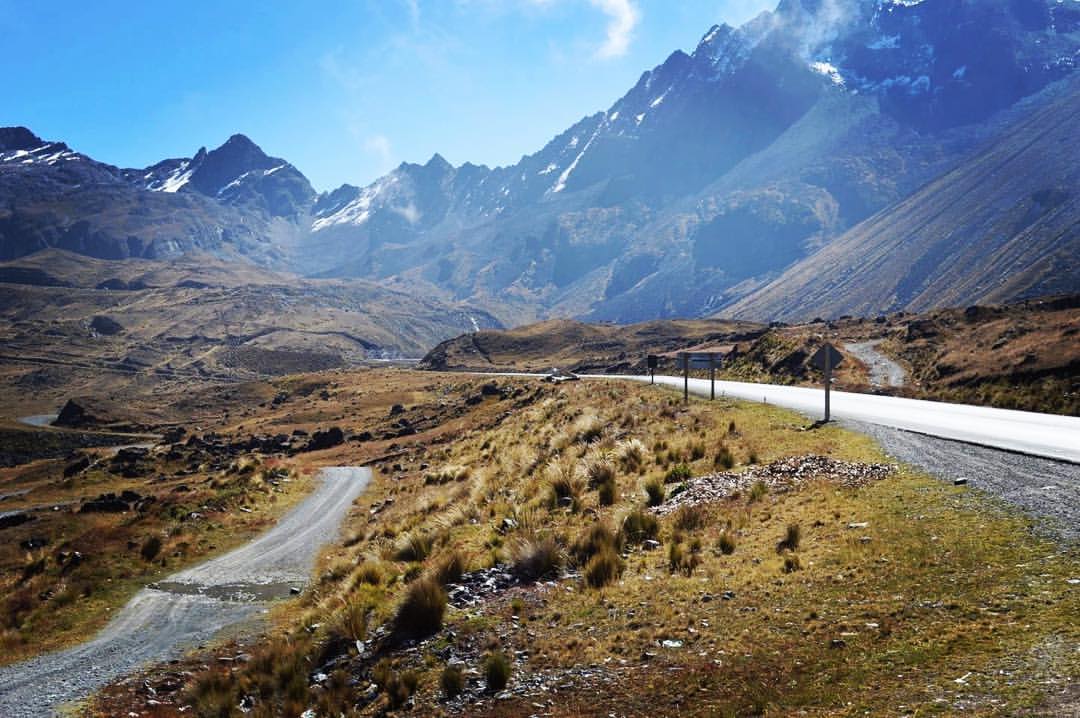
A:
3;0;773;191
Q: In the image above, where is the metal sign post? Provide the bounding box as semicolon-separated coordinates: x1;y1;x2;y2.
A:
673;352;724;404
647;354;658;385
810;343;844;422
709;353;716;400
679;353;689;403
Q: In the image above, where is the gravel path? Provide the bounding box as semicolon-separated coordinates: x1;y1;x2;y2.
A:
0;466;370;717
844;340;907;388
844;421;1080;542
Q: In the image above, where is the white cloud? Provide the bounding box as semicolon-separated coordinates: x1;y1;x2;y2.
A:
364;134;395;172
589;0;639;59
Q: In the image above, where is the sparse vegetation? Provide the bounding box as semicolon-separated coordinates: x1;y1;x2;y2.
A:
393;576;447;639
777;522;801;553
482;651;512;692
512;536;563;582
664;463;692;483
714;443;736;469
644;477;665;507
54;371;1080;718
440;663;465;699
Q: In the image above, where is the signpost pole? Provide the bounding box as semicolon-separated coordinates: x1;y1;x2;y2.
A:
651;367;655;385
810;343;843;424
824;350;832;422
681;353;689;404
709;354;716;400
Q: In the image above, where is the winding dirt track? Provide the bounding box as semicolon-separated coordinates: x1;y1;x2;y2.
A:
0;466;370;717
844;340;907;388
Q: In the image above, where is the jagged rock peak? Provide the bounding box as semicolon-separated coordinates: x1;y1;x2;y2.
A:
0;126;46;151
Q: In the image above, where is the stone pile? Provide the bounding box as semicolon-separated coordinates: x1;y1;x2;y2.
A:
654;454;895;515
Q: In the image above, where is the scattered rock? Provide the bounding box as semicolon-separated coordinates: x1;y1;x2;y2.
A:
654;455;895;515
20;536;48;550
80;494;131;513
953;478;968;486
63;455;91;477
0;511;34;530
302;427;344;452
89;315;124;336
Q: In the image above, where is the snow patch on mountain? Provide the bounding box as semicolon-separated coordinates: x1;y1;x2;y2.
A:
312;177;394;231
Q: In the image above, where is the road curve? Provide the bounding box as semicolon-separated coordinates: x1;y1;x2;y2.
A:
593;374;1080;464
0;466;370;717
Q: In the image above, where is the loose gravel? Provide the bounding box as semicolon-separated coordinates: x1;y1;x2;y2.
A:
845;420;1080;542
0;466;370;718
654;455;895;516
844;340;907;388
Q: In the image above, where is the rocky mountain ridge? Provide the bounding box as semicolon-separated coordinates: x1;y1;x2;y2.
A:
2;0;1078;323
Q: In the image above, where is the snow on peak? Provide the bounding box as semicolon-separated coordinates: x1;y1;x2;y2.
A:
148;161;193;193
312;176;396;231
810;60;846;86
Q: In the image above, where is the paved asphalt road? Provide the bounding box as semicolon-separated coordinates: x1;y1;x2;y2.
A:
599;374;1080;464
0;466;370;717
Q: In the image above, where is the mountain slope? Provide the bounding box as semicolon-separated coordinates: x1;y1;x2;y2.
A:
723;75;1080;321
0;129;310;264
1;0;1078;323
292;0;1080;322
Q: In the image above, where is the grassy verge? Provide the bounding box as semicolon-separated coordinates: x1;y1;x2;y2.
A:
97;373;1077;717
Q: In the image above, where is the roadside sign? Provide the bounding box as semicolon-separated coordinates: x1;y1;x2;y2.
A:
646;355;659;369
675;351;723;402
810;343;844;422
810;344;844;372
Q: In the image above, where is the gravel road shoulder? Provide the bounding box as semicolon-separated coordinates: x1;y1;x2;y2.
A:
846;420;1080;542
0;466;370;717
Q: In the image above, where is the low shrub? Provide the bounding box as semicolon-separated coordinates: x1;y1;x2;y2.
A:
433;551;467;586
673;504;709;532
394;532;434;562
714;444;735;470
717;530;737;555
615;438;647;472
570;523;619;566
584;548;624;588
619;510;659;545
140;536;162;562
597;475;617;506
783;555;802;573
644;477;665;507
393;576;447;639
749;480;769;503
777;523;801;553
374;659;419;709
483;651;512;691
512;536;563;582
440;664;465;699
664;463;692;484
